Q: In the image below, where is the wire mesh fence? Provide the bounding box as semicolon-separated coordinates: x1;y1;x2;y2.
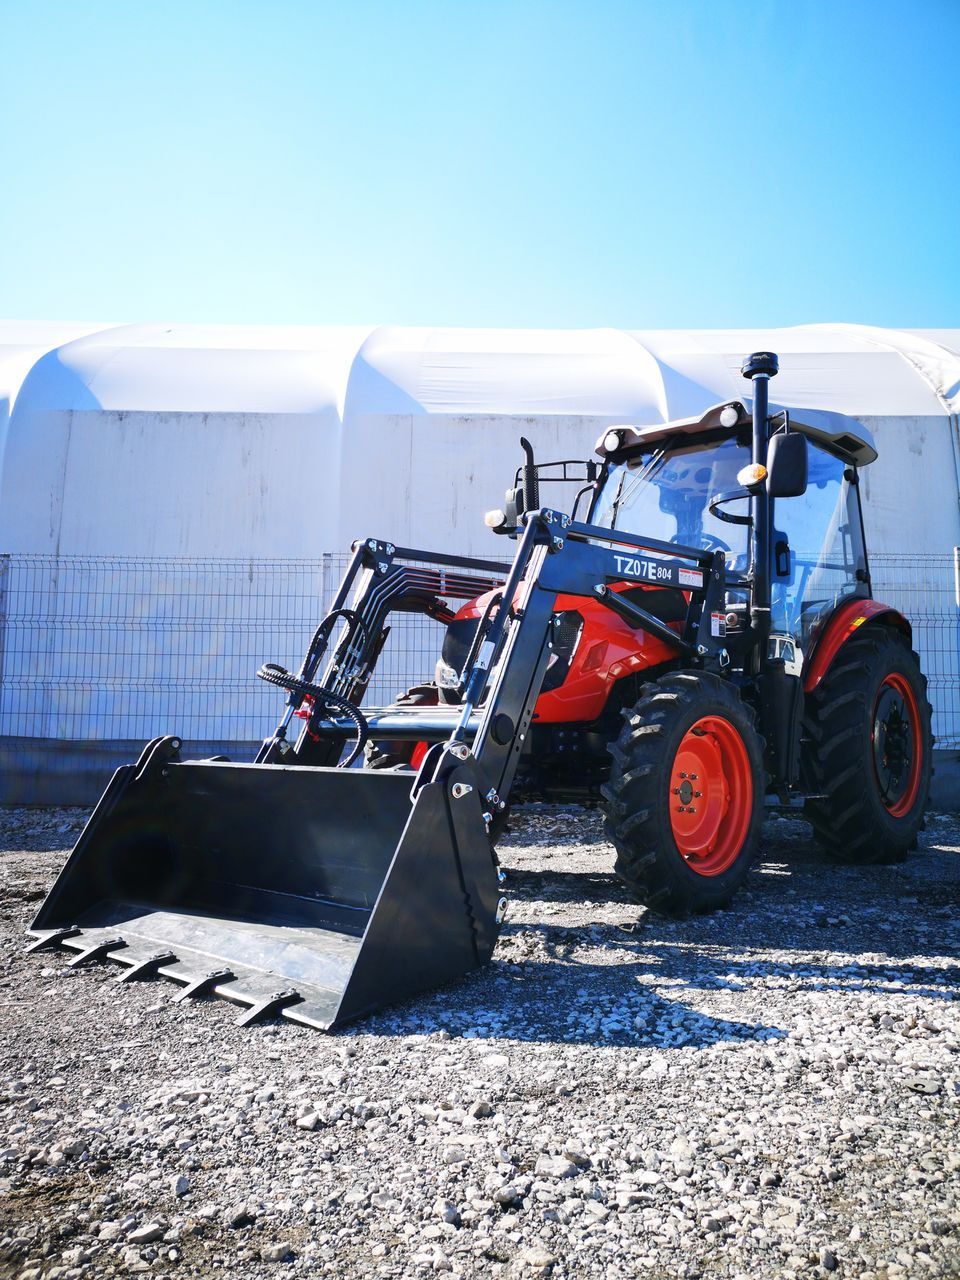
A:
0;551;957;749
868;553;960;749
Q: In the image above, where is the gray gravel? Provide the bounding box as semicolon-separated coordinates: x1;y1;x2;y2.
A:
1;803;959;1279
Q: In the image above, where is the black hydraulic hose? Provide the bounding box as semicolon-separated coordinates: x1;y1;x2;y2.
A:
257;663;369;768
301;608;368;684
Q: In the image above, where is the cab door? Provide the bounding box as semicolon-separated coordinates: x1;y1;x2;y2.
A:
769;441;869;668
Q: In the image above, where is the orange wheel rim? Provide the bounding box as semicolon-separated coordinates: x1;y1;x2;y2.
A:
872;673;922;817
668;715;753;876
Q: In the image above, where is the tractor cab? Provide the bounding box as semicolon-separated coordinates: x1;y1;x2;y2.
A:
588;399;876;669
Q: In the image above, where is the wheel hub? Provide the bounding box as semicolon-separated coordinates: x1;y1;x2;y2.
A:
668;715;753;877
872;673;922;818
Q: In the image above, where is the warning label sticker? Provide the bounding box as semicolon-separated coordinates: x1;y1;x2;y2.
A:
678;568;703;589
710;611;726;638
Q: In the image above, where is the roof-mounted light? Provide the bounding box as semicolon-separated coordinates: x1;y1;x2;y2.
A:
719;404;740;428
602;430;623;453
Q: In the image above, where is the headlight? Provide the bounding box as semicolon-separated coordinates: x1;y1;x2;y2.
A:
602;430;622;453
435;660;460;689
541;610;584;693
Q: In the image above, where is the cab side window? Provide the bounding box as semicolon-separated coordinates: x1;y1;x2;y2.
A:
770;442;868;645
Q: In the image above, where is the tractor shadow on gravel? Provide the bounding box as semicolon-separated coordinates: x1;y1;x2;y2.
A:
359;930;960;1048
361;952;793;1049
359;828;960;1046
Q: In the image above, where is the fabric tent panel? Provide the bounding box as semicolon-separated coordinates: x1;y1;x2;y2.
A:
347;325;671;418
0;409;342;557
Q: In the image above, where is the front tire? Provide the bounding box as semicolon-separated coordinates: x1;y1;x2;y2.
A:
602;672;764;914
803;626;932;862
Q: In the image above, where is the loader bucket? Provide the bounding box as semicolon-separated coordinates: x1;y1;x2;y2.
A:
29;736;504;1029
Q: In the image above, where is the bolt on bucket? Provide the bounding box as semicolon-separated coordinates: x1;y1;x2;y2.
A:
29;736;503;1029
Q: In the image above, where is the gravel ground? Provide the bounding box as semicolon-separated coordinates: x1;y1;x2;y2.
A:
1;804;958;1280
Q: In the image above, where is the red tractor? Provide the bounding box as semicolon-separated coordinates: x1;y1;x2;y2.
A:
30;352;933;1029
362;350;932;914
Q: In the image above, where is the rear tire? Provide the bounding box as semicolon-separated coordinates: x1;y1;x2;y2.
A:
803;626;932;862
602;671;764;914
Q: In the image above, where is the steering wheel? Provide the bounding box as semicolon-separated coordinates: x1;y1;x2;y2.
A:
699;534;731;556
671;533;731;556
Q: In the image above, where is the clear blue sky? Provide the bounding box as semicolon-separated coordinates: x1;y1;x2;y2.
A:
1;0;957;329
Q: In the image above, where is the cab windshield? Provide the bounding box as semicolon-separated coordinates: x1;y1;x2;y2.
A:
590;435;752;568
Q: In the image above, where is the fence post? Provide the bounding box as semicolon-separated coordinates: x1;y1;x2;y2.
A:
0;554;8;726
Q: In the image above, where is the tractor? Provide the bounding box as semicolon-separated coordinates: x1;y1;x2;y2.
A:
29;352;932;1029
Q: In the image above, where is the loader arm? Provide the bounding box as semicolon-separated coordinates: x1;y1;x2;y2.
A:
444;510;727;808
291;511;726;806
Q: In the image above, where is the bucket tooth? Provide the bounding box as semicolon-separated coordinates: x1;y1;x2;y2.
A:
26;927;80;953
171;968;235;1003
235;989;302;1027
67;936;126;967
282;1001;339;1032
116;950;178;983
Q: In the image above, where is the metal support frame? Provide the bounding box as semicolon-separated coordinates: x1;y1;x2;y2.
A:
296;510;728;811
741;353;777;667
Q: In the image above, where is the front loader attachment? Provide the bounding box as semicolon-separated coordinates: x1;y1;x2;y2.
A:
30;736;503;1029
29;520;724;1029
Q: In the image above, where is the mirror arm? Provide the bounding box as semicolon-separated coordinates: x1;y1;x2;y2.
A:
707;488;754;526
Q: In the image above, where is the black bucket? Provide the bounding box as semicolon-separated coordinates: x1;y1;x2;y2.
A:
30;737;503;1029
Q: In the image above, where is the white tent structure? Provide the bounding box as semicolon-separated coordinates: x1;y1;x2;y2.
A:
1;321;959;558
0;321;957;802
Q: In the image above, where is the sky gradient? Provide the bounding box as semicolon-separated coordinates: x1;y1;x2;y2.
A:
1;0;957;330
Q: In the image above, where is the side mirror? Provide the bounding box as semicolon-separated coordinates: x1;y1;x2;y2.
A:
484;485;522;537
766;432;808;497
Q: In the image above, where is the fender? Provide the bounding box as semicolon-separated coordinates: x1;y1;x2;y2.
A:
803;598;912;693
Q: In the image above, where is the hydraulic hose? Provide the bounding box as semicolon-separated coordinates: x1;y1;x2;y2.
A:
301;608;368;684
256;663;369;768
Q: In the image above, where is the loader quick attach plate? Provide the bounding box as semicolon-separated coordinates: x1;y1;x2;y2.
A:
29;737;503;1030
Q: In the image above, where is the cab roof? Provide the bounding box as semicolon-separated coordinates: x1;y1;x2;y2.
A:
596;400;878;466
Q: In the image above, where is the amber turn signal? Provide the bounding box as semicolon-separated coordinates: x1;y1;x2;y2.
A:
736;463;768;488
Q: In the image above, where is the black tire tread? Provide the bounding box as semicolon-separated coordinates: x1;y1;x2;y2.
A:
603;671;765;915
803;626;932;863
